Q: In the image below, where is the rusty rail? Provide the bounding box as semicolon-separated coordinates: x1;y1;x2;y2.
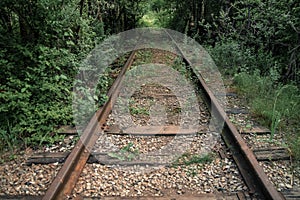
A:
42;50;137;200
165;30;285;200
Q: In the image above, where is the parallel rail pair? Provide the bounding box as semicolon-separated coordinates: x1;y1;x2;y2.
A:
43;30;284;200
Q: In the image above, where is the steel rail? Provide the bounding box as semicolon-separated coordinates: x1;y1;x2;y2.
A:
42;50;137;200
164;30;285;200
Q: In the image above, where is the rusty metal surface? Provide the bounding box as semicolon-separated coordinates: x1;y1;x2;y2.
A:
42;51;137;200
165;30;285;200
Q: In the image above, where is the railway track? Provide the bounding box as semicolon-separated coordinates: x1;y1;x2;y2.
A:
1;28;296;199
47;29;283;199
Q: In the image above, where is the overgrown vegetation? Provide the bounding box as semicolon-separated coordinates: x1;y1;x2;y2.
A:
129;104;150;117
234;72;300;159
172;153;214;167
0;0;145;151
108;142;139;161
138;0;172;27
149;0;299;85
0;0;85;150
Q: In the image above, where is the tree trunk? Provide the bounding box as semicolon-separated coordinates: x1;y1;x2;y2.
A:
0;8;13;33
76;0;85;43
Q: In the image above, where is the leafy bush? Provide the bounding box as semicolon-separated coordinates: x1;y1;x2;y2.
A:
208;41;276;76
0;46;77;149
0;0;107;151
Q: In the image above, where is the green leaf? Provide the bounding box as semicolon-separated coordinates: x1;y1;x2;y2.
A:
60;74;68;80
108;152;125;161
66;40;75;46
93;95;98;101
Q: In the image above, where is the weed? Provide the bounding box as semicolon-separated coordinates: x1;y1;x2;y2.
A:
172;153;213;167
290;135;300;159
186;167;198;177
0;122;19;151
95;69;113;107
172;58;191;78
108;142;139;161
129;98;151;116
9;154;17;161
229;115;237;124
129;105;150;116
133;50;153;65
234;72;300;160
269;86;284;140
245;123;252;129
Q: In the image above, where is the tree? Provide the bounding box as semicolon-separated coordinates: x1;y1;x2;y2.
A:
164;0;299;84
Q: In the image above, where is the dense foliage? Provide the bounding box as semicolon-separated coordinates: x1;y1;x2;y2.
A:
0;0;299;159
149;0;300;85
0;0;145;150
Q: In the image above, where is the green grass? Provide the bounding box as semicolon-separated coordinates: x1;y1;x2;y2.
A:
172;153;214;167
128;97;154;117
129;105;150;116
234;72;300;160
132;49;153;66
108;142;139;161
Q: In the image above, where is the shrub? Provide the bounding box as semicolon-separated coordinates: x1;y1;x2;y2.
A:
208;41;276;77
0;45;77;150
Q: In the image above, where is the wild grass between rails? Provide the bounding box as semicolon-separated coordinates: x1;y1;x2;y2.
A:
108;142;139;161
233;72;300;160
172;153;214;167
